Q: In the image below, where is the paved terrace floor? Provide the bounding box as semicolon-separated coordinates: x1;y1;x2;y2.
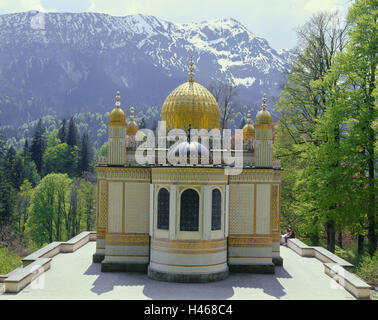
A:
0;242;355;300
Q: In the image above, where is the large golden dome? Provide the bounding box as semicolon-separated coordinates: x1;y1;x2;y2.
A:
161;80;220;130
109;92;126;126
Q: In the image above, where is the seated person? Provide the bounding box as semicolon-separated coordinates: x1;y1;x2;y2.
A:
282;225;295;245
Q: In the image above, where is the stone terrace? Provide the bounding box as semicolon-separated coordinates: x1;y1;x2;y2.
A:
0;241;355;300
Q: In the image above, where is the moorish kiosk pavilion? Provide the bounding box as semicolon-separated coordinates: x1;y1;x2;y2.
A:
93;60;282;282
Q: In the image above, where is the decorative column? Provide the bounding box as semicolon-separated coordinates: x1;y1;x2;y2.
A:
225;185;229;238
108;91;126;165
149;184;154;236
203;185;212;240
169;185;177;240
254;94;273;168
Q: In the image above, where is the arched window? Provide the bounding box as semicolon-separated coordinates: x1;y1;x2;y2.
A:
180;189;199;231
157;188;169;230
211;189;222;231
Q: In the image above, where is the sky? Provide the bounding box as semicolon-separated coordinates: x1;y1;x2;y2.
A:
0;0;353;50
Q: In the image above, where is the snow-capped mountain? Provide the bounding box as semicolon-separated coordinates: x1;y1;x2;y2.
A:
0;11;291;127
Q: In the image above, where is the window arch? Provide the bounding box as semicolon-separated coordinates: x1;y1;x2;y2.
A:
157;188;169;230
180;189;199;231
211;189;222;231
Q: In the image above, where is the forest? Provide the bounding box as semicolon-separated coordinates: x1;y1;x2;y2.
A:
273;0;377;284
0;0;376;286
0;117;97;274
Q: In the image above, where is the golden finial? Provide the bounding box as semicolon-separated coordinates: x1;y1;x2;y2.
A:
189;53;194;82
130;107;135;121
262;94;267;110
247;111;251;124
116;91;121;108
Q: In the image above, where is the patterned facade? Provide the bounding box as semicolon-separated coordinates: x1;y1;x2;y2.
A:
94;71;282;282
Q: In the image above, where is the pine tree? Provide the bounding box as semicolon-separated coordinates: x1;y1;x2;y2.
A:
58;118;67;143
0;133;16;227
23;139;31;161
31;119;47;174
0;173;15;227
5;147;24;190
66;117;79;147
78;133;92;176
0;126;6;164
22;138;40;187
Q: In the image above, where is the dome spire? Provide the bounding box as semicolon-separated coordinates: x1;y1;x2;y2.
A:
189;53;194;82
116;91;121;108
247;111;252;124
126;107;139;136
109;90;126;126
262;93;267;111
255;93;272;125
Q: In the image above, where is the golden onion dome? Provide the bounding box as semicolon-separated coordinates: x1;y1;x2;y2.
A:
256;94;272;125
161;54;220;130
243;111;255;139
109;91;126;126
126;107;139;136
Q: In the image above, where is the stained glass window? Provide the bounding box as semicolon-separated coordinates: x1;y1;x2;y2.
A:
211;189;222;231
180;189;199;231
157;188;169;230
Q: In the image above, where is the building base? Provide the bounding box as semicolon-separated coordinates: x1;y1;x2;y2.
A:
147;267;229;283
228;263;275;274
92;253;105;263
272;256;283;267
101;261;148;273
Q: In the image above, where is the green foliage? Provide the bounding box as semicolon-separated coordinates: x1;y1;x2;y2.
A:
23;160;40;187
274;12;350;249
14;180;33;234
356;252;378;285
0;247;22;274
98;142;108;157
335;245;356;262
27;173;72;245
25;173;97;246
274;2;377;255
46;129;60;148
43;142;69;175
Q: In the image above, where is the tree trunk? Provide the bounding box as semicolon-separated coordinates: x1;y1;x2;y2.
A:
357;235;364;254
310;216;320;246
326;220;335;253
337;231;343;249
367;147;376;255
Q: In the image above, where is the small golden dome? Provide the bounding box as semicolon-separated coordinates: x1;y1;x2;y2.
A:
161;55;220;130
243;111;255;139
256;94;272;125
126;107;139;136
109;91;126;126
